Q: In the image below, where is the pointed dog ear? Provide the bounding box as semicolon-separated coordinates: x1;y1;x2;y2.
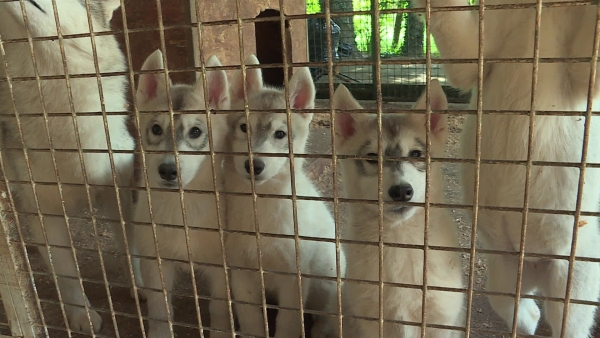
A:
197;55;230;110
332;84;369;143
230;54;263;103
412;79;448;143
100;0;123;22
137;49;169;105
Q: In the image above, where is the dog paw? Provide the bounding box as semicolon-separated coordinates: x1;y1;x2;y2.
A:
67;306;102;333
517;299;540;335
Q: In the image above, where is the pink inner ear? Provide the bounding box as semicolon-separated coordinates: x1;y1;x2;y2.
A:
234;70;258;101
208;74;225;107
431;98;443;111
336;113;356;138
234;84;244;101
141;74;158;100
291;78;313;109
430;113;441;131
293;90;310;109
209;87;220;106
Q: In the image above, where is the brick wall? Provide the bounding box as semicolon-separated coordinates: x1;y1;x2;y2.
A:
111;0;194;86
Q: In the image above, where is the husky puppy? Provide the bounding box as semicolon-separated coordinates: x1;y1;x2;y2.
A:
333;81;464;338
223;54;345;338
410;1;600;336
132;49;232;338
0;0;135;333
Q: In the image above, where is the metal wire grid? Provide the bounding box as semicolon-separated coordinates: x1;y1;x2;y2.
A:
0;0;597;338
307;0;449;85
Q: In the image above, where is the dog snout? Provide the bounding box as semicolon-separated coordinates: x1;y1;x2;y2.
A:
158;163;178;181
388;184;414;202
244;159;265;175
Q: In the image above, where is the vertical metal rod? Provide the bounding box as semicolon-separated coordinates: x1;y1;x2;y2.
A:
79;0;140;335
371;0;385;336
371;0;378;100
115;0;150;335
510;1;543;336
152;0;207;336
464;1;486;337
233;0;271;334
190;2;237;335
323;0;345;334
558;4;600;338
277;2;307;337
420;0;433;335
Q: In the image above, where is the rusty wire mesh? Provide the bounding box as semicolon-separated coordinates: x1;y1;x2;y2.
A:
0;0;598;337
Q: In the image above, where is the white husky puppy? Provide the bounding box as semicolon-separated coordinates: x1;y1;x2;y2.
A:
333;81;465;338
0;0;135;333
224;54;345;338
410;1;600;337
132;49;231;338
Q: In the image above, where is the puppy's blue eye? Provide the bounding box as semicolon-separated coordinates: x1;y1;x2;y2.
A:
151;124;162;136
189;127;202;139
274;130;286;139
366;152;378;164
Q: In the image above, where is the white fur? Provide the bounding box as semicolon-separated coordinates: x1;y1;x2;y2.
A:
0;0;134;333
224;55;345;338
132;50;232;338
333;81;465;338
411;1;600;336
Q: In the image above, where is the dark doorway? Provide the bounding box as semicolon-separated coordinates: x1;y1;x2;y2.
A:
254;9;292;88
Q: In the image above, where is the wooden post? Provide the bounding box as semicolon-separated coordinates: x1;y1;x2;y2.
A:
0;184;40;338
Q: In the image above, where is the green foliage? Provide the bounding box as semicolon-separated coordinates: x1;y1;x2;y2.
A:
306;0;321;14
306;0;455;56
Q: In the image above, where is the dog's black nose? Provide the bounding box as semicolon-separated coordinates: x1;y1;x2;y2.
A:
388;184;414;202
158;163;178;181
244;159;265;175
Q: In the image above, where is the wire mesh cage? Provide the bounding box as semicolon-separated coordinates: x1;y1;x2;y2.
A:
0;0;598;338
306;0;455;101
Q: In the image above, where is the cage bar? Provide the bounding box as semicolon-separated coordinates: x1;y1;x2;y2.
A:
0;0;598;337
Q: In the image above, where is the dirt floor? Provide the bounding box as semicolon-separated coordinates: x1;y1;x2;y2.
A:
1;99;598;338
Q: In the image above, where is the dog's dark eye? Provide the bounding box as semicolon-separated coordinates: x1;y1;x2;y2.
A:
240;124;247;133
189;127;202;139
151;124;162;136
410;150;422;158
366;152;378;164
274;130;286;139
